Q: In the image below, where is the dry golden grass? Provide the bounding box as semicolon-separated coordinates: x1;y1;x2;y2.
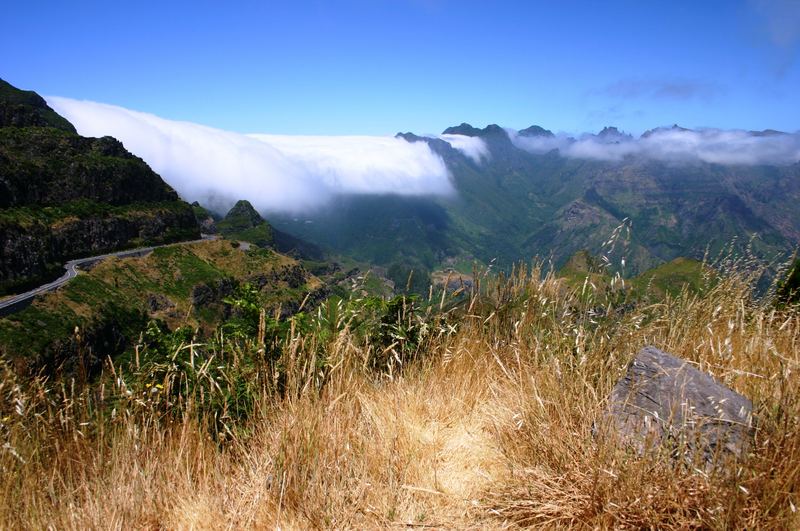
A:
1;263;799;529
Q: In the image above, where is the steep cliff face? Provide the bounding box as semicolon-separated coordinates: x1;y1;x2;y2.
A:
0;78;199;294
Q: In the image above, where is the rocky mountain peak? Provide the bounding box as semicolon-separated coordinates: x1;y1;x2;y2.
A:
518;125;554;138
442;122;508;138
641;124;692;138
442;123;483;136
595;126;633;143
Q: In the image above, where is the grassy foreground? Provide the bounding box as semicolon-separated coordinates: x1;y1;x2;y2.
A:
1;262;798;529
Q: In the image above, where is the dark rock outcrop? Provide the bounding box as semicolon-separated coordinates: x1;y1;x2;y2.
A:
602;346;753;467
247;263;309;291
190;283;216;307
146;293;175;313
190;278;238;309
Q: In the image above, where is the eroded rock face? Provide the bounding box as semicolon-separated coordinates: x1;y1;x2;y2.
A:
603;346;753;467
198;216;218;234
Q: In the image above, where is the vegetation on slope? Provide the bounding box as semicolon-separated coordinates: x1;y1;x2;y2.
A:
628;256;711;299
0;127;181;208
0;239;323;376
216;199;326;263
0;78;76;132
0;256;798;528
776;257;800;308
556;249;610;289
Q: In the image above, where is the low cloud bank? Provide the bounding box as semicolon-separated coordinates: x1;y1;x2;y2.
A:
506;127;800;165
47;97;454;214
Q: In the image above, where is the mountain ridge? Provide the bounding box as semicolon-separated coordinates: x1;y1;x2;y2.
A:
273;120;800;287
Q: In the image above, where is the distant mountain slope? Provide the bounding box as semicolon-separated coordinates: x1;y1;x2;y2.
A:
272;123;800;281
0;78;199;294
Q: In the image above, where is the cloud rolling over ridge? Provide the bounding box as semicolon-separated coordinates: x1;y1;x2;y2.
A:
436;134;489;162
45;97;800;217
46;97;455;214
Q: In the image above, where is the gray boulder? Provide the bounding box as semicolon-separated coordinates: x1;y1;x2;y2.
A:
602;346;753;467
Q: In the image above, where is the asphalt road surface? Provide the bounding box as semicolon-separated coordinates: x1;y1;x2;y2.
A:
0;234;217;317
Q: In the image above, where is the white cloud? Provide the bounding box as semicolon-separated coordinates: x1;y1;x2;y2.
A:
505;129;569;155
436;134;489;162
640;128;800;165
46;97;454;214
507;127;800;165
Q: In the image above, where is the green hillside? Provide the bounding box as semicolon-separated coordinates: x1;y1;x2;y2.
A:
0;239;324;376
628;256;710;299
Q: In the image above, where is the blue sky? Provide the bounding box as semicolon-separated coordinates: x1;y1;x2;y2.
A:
2;0;798;135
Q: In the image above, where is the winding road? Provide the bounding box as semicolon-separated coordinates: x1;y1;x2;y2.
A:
0;234;217;317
